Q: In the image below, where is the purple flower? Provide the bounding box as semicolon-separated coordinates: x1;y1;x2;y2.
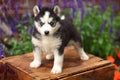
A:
77;0;82;8
51;0;56;6
37;0;42;8
0;51;5;58
0;29;3;37
16;2;21;8
85;0;89;5
0;43;5;59
29;26;33;35
112;4;117;16
1;5;7;12
63;0;66;8
10;22;16;34
109;26;113;34
81;7;85;23
99;20;107;33
71;7;76;18
1;5;8;16
14;2;21;19
24;12;29;20
91;0;95;10
0;43;3;49
13;18;18;25
9;0;14;9
99;0;106;12
112;2;117;11
68;1;74;8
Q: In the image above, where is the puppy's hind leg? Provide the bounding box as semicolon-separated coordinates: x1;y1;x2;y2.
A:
73;41;89;60
46;53;54;60
79;47;89;60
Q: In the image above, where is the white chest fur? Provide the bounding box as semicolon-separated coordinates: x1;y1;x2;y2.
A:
32;36;62;53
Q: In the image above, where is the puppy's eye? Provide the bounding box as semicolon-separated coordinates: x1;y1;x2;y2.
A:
49;21;56;27
39;21;44;26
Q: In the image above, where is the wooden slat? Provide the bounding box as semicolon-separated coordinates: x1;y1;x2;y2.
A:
61;64;114;80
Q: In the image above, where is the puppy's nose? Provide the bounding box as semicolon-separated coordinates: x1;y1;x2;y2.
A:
44;31;49;35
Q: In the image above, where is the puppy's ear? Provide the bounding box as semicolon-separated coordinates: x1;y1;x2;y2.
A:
53;5;61;16
33;5;40;17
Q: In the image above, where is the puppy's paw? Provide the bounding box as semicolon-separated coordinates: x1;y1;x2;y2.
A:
80;54;89;60
30;60;41;68
46;54;54;60
51;66;62;74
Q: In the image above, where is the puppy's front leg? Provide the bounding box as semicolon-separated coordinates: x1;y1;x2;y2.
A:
30;46;42;68
51;49;64;74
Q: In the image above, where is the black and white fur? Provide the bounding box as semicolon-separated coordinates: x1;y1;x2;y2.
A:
30;5;89;74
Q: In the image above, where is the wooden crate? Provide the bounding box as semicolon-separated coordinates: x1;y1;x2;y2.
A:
3;46;114;80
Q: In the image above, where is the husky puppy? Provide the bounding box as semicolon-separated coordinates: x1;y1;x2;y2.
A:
30;5;89;74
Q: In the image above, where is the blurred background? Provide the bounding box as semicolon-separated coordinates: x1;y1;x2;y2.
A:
0;0;120;60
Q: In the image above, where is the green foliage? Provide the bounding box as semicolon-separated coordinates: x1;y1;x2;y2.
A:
8;26;32;56
73;6;120;59
5;17;33;56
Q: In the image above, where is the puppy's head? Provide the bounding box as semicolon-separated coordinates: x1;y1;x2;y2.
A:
33;5;61;36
